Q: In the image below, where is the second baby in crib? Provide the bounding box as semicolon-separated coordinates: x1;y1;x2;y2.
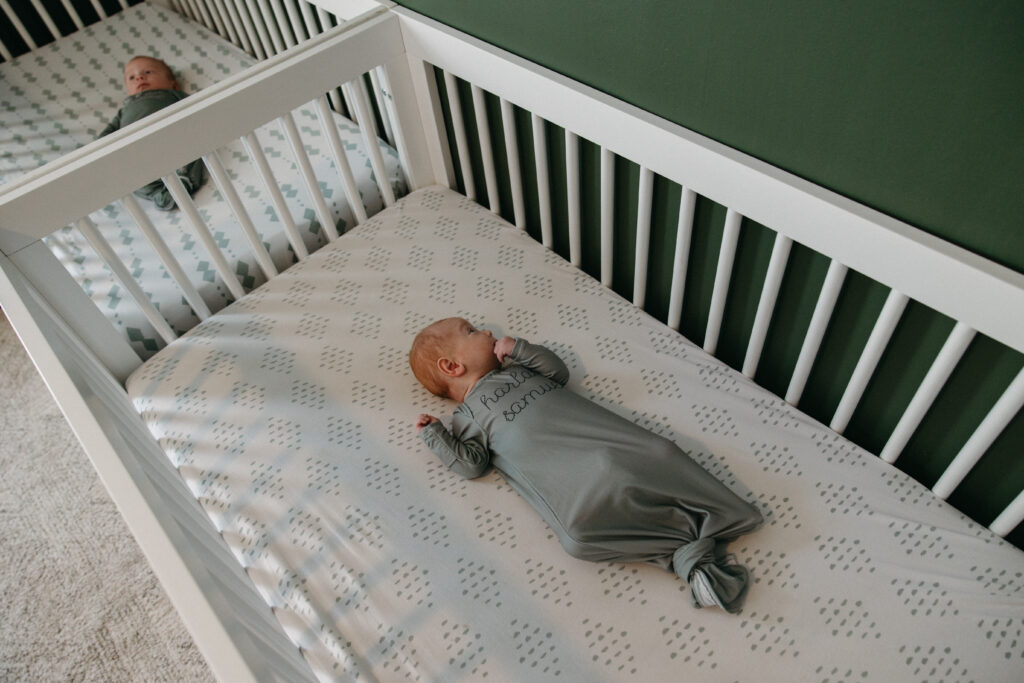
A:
411;317;763;614
98;55;205;211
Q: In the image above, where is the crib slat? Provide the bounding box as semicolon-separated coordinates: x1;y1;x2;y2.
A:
200;0;230;40
315;4;335;30
338;85;357;122
254;0;286;54
239;0;270;59
241;131;309;259
205;0;232;39
743;234;793;377
190;0;219;36
326;86;345;117
356;77;382;140
530;114;553;248
830;290;909;433
297;0;320;42
280;0;307;43
703;209;743;355
76;216;177;345
786;260;848;405
566;131;581;266
208;0;242;46
121;194;212;321
370;67;396;147
880;322;976;463
315;96;368;225
177;0;198;23
27;0;59;41
667;188;697;331
633;166;654;308
344;79;396;207
216;0;247;50
471;84;501;214
163;174;247;301
279;111;339;241
58;0;84;30
87;0;107;20
990;490;1024;538
203;150;278;279
444;71;476;201
499;98;525;229
268;0;298;48
0;0;38;51
600;146;614;287
932;367;1024;500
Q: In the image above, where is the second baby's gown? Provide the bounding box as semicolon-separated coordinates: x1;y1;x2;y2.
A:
420;339;763;613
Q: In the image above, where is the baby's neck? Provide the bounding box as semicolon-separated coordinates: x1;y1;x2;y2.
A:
452;366;498;403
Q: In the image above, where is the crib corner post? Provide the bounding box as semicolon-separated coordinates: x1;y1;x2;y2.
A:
2;242;140;383
391;34;456;190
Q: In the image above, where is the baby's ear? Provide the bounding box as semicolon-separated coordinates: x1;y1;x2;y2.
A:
437;357;463;377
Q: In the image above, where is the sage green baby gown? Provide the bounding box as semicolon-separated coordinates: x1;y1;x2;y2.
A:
420;339;763;613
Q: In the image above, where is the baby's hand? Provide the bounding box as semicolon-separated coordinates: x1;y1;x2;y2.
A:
494;336;516;363
415;414;440;431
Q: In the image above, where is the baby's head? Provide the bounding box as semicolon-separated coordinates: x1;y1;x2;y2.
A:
123;56;178;96
410;317;499;399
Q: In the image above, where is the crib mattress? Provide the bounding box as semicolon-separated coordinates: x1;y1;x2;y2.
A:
126;187;1024;681
0;2;403;357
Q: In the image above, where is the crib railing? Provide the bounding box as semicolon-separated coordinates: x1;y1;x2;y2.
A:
0;0;397;151
0;8;433;376
395;9;1024;540
0;9;427;682
2;3;1022;679
0;0;370;62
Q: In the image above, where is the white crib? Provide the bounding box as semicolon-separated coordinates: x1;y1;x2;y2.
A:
2;1;1022;681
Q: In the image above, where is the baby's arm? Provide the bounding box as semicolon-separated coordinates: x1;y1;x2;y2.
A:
507;339;570;385
495;336;515;363
415;413;439;430
417;416;492;479
98;111;122;138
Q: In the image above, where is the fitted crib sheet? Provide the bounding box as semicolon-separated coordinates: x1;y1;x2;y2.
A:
0;1;403;357
126;187;1024;681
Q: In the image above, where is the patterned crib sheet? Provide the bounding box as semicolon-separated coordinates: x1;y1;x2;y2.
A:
126;187;1024;681
0;2;404;357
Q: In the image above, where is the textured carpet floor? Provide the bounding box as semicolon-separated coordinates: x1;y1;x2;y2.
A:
0;309;213;682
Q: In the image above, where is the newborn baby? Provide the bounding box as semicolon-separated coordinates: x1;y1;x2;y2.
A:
99;55;205;210
410;317;763;613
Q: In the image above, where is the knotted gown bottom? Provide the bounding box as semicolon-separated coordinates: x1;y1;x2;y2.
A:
421;341;764;614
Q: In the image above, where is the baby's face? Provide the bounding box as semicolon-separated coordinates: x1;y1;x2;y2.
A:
444;318;499;374
123;57;178;95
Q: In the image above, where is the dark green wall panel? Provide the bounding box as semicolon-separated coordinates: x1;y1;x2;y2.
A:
398;0;1024;274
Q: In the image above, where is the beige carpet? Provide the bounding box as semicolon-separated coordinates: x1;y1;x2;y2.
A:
0;309;213;682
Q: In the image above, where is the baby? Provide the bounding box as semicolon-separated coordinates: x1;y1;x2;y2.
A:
99;56;205;211
411;317;763;613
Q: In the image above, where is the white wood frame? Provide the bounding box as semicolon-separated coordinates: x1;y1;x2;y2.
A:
1;2;1022;680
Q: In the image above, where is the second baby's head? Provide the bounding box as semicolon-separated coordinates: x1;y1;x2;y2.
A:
123;56;178;96
410;317;500;399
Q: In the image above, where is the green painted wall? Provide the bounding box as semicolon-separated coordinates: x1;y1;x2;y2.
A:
397;0;1024;273
402;0;1024;545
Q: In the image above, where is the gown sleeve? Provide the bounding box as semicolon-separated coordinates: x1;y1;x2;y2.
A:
99;111;122;138
419;418;492;479
509;339;569;386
